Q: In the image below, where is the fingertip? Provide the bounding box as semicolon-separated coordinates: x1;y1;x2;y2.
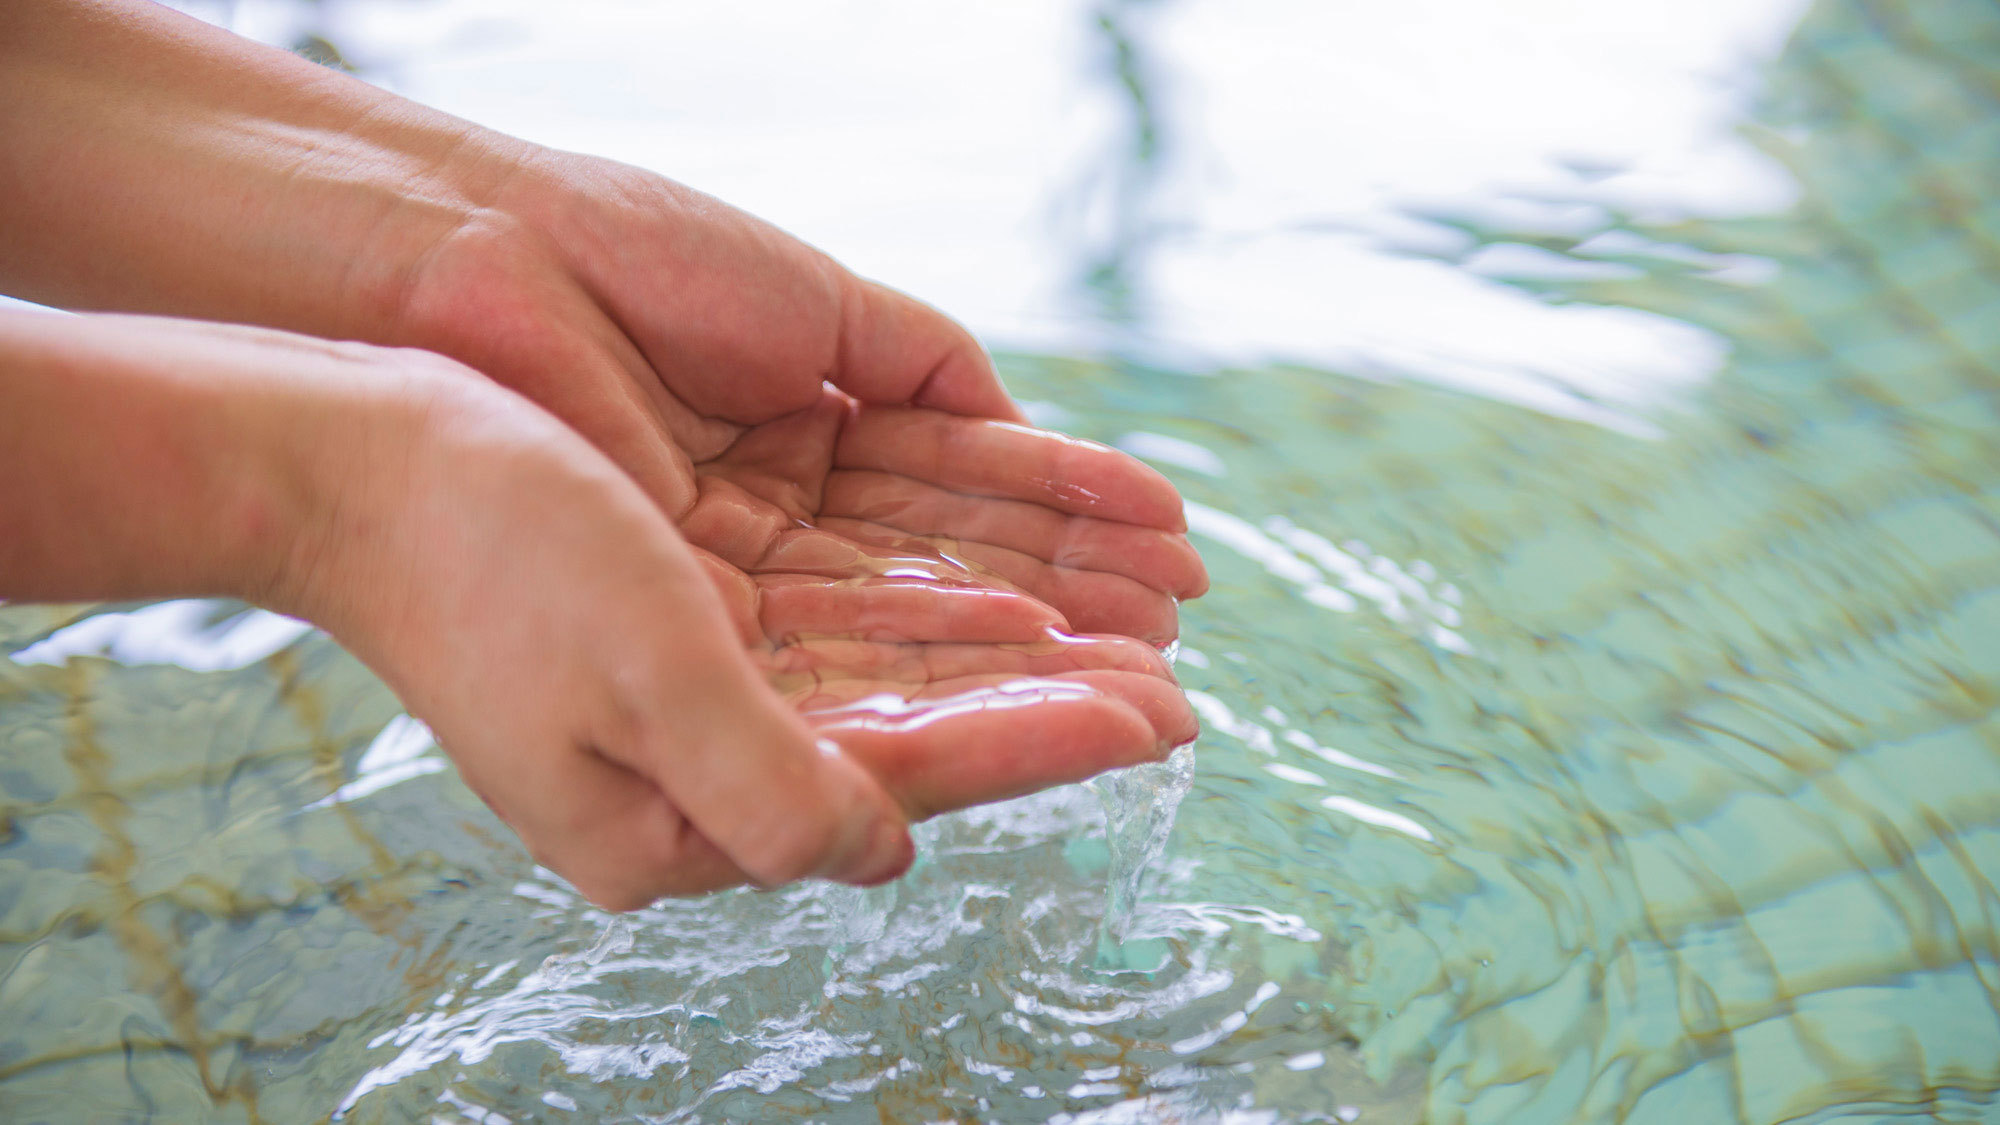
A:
915;344;1027;424
1179;544;1212;599
1128;462;1191;533
808;738;916;886
1070;670;1199;750
1151;535;1210;600
848;813;917;886
1098;695;1179;768
835;275;1023;421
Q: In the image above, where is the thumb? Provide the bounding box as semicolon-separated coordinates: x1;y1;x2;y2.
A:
831;273;1027;423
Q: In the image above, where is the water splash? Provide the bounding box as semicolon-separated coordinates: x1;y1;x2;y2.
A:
1089;741;1197;953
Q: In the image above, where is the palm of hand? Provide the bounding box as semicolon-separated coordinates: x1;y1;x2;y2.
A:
673;388;1205;821
391;158;1207;899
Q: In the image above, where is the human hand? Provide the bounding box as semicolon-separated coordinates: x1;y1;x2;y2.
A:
356;147;1220;845
1;308;1198;909
0;1;1214;907
0;310;894;906
383;146;1029;513
679;387;1207;821
282;356;1201;909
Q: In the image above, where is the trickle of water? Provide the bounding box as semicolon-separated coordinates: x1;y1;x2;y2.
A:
539;915;636;988
1089;741;1197;948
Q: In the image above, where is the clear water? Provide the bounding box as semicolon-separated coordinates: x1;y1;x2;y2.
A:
6;0;2000;1121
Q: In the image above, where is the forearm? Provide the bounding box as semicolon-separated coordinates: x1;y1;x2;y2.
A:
0;307;375;608
0;0;522;336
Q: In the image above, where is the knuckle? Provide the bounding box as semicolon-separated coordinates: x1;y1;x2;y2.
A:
565;845;675;913
732;806;844;888
537;797;693;912
605;800;703;907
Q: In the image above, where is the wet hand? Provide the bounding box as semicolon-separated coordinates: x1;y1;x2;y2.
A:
0;2;1214;906
298;364;1200;909
365;149;1217;838
681;387;1207;821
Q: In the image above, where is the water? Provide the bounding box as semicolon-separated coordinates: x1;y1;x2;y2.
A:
6;0;2000;1120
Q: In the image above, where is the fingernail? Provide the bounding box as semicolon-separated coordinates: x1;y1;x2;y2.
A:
844;816;915;887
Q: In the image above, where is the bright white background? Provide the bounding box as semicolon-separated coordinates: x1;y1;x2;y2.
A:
187;0;1812;423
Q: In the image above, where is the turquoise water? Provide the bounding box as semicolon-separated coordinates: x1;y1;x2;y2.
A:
6;0;2000;1120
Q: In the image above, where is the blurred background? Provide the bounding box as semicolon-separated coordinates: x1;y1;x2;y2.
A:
176;0;1807;427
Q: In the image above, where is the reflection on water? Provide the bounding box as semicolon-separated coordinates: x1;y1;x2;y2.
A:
6;0;2000;1120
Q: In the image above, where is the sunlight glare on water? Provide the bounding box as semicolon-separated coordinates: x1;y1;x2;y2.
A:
4;0;2000;1121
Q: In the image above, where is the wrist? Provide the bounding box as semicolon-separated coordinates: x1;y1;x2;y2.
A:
0;311;413;610
0;0;541;343
250;348;491;633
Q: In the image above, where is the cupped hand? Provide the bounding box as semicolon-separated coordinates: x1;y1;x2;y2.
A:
352;150;1218;894
682;388;1208;815
0;0;1217;909
306;361;1202;911
531;385;1211;901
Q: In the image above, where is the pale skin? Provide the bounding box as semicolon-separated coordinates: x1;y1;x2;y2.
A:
0;0;1207;910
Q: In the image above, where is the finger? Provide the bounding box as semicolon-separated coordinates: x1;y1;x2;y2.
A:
585;545;915;889
822;468;1209;597
915;534;1181;646
686;545;764;648
759;632;1177;689
678;474;796;570
833;275;1025;422
693;390;850;520
684;485;971;586
818;516;1181;645
601;672;916;890
804;671;1199;819
798;669;1198;754
749;525;992;584
502;747;748;909
754;573;1067;643
500;339;705;519
445;711;750;908
834;407;1187;530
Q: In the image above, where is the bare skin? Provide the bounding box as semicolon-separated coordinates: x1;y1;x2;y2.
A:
0;0;1208;909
